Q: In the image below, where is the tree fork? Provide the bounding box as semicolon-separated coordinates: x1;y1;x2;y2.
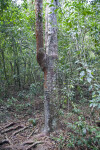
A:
35;0;58;133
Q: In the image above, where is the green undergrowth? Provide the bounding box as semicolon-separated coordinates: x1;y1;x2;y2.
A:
52;102;100;150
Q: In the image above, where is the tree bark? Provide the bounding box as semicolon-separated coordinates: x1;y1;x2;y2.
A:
44;0;58;133
35;0;46;72
35;0;58;133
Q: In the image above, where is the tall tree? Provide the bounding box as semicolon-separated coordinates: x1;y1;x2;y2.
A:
35;0;58;133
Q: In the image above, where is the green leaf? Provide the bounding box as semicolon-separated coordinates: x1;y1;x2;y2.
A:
82;128;87;135
77;140;82;145
96;132;100;138
49;4;55;7
80;71;85;77
89;51;95;59
87;77;92;83
28;118;37;126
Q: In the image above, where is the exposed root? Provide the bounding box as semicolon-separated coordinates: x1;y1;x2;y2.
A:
4;145;25;150
0;122;16;133
0;140;10;146
1;125;24;134
22;139;34;146
2;146;12;150
4;122;16;129
13;126;28;136
34;132;49;139
27;127;37;139
26;141;44;150
0;134;13;149
0;120;54;150
5;134;12;145
4;145;13;150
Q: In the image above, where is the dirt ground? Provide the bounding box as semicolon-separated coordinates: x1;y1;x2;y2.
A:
0;97;65;150
0;96;99;150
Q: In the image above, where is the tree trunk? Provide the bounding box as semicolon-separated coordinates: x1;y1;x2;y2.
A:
12;38;21;89
35;0;58;133
44;0;58;133
16;60;21;89
1;48;9;85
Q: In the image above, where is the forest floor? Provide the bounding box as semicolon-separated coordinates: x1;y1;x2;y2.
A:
0;92;99;150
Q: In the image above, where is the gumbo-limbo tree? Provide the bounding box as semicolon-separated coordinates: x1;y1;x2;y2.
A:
35;0;58;133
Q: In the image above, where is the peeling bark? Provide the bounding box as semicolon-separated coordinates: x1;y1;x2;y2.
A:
35;0;46;72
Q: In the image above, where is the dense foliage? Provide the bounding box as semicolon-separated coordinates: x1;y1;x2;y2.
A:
0;0;43;96
0;0;100;149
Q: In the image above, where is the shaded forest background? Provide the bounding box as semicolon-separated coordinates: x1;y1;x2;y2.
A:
0;0;100;149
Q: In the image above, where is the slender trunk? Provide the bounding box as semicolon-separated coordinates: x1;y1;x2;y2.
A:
35;0;58;133
12;37;17;86
23;59;26;87
16;61;21;89
44;0;58;132
10;61;13;84
13;60;17;86
28;60;32;84
12;37;21;88
1;48;9;85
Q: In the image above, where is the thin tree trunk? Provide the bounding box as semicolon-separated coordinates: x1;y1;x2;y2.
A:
12;37;21;89
1;48;9;85
23;59;26;87
12;37;17;86
35;0;58;133
10;61;13;84
16;61;21;89
44;0;58;133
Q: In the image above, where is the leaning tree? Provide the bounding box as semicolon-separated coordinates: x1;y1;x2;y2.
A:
35;0;58;133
